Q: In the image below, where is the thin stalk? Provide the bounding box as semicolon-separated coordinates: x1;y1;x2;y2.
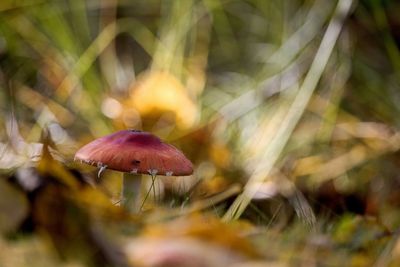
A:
140;174;157;211
151;174;156;202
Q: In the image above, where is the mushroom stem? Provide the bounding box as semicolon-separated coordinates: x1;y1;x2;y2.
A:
122;173;142;213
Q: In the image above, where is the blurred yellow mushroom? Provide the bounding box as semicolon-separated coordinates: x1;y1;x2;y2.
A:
128;71;198;129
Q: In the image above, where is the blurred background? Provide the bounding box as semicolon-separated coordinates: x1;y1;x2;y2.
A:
1;0;400;266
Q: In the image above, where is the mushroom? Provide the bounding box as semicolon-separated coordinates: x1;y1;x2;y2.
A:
74;130;193;212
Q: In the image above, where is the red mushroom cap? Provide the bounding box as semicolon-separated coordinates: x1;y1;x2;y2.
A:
74;130;193;176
